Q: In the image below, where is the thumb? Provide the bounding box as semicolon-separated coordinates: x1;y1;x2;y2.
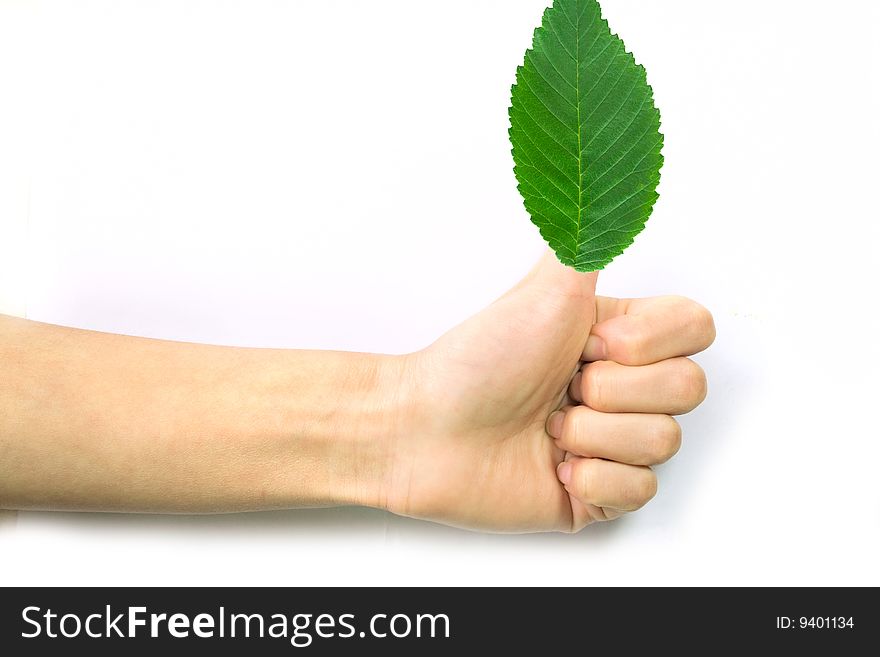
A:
526;249;599;301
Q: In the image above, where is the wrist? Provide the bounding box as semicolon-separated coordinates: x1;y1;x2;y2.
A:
327;352;417;511
269;350;417;512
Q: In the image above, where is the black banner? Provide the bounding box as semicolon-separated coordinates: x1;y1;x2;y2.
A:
0;588;873;654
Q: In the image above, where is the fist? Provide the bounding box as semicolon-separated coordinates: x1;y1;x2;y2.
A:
547;295;716;525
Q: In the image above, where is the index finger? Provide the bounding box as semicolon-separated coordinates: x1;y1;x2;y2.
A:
584;295;716;365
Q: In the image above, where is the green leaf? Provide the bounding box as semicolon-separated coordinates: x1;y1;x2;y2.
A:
509;0;663;272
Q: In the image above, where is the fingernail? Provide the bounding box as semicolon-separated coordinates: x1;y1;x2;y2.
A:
547;411;565;438
556;461;573;486
584;334;607;361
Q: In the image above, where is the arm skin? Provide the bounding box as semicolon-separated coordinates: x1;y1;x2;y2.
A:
0;316;407;513
0;252;715;532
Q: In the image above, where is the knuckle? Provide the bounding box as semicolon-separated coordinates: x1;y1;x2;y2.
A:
649;416;682;463
669;296;716;348
631;469;658;508
617;318;651;364
688;361;709;403
576;458;608;506
562;406;589;444
667;295;700;315
583;362;611;411
573;459;599;503
689;304;717;347
674;359;708;410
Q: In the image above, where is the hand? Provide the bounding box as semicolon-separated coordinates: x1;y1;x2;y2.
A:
0;252;713;525
385;252;715;532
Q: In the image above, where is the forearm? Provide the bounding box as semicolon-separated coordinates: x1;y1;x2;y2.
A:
0;314;407;513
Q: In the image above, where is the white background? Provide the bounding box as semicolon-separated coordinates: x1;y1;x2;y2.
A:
1;0;878;586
